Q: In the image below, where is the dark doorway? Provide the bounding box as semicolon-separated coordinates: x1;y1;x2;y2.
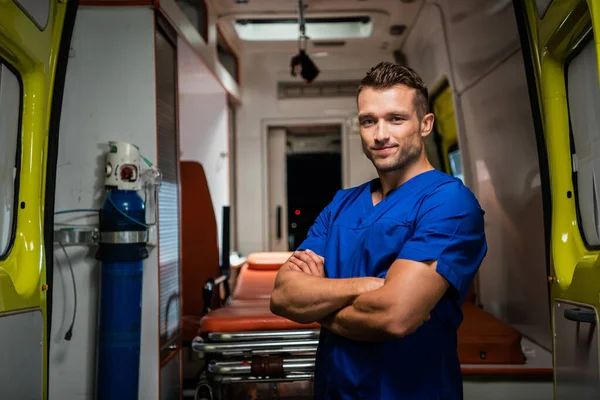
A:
285;132;342;250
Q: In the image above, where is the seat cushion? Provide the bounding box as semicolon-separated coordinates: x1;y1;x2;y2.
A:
231;264;279;300
199;301;320;332
247;252;293;270
229;252;290;300
458;303;526;364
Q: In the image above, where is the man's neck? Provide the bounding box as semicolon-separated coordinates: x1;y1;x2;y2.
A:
377;157;434;197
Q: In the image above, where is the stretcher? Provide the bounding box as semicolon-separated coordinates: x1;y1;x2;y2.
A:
191;252;527;399
192;252;319;399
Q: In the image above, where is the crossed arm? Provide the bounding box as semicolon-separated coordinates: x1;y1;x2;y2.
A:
270;250;450;341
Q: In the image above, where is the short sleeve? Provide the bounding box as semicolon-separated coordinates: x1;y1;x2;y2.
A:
398;182;487;302
296;191;341;256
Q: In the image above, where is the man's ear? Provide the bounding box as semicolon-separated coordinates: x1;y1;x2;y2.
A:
420;113;435;138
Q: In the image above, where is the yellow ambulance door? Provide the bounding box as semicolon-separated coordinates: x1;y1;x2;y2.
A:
0;1;77;398
516;0;600;397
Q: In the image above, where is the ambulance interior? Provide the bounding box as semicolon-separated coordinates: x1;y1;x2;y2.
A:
1;0;599;399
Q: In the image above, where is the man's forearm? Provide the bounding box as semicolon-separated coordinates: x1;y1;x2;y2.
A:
319;289;396;341
270;270;383;324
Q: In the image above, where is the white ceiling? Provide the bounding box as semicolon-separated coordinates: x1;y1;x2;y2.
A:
207;0;424;55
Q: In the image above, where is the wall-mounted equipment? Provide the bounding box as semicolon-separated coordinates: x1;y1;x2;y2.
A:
53;141;161;400
95;141;160;399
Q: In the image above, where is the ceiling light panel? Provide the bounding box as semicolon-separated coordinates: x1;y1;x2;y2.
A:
233;16;373;41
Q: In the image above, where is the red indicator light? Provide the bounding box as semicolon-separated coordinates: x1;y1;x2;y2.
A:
295;209;301;216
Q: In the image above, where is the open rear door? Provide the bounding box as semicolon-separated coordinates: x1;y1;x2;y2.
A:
0;1;77;398
515;0;600;397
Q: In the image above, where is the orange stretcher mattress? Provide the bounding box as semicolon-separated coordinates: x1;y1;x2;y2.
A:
199;252;320;332
197;252;526;365
200;300;320;332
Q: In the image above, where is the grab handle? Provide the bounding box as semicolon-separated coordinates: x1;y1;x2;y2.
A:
564;307;597;324
276;205;282;239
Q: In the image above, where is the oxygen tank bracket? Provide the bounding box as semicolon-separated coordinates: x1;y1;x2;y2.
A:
99;231;148;245
54;227;156;248
54;227;99;246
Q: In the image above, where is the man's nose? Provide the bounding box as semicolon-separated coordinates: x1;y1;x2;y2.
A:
374;122;389;142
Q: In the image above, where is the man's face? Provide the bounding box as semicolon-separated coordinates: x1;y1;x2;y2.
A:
357;85;433;173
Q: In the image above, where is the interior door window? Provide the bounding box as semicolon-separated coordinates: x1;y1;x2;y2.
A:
448;147;464;184
0;63;22;257
566;34;600;247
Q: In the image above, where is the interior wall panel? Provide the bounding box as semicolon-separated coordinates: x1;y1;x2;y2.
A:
437;0;521;94
460;52;550;349
178;37;229;253
0;311;43;399
402;4;453;90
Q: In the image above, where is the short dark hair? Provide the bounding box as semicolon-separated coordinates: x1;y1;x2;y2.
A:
357;61;429;120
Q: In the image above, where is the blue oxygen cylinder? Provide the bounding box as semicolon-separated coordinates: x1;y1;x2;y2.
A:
95;188;148;400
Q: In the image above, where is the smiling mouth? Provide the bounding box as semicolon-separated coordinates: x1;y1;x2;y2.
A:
372;146;397;153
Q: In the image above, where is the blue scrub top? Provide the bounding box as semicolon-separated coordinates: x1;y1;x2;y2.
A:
298;169;487;400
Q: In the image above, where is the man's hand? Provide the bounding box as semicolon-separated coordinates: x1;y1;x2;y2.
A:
285;249;325;276
270;251;385;324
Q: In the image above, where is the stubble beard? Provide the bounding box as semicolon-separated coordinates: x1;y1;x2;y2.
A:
363;134;423;174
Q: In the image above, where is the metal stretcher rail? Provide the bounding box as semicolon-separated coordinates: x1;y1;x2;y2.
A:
218;346;318;357
208;358;315;375
193;338;320;353
215;373;314;384
207;329;320;342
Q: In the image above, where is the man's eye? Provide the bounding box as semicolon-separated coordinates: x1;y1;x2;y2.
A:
361;119;374;126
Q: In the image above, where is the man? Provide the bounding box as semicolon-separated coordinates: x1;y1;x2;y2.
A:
270;61;487;399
